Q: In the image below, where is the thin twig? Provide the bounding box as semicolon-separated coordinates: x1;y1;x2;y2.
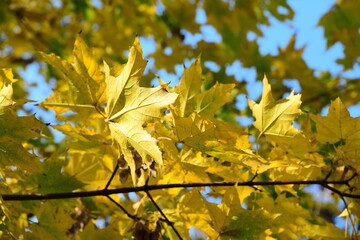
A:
104;163;120;190
323;168;333;181
339;196;358;239
250;172;258;182
106;195;138;221
345;172;358;184
145;191;183;240
248;172;261;191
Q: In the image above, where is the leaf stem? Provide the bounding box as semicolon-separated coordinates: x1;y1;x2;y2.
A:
94;105;107;119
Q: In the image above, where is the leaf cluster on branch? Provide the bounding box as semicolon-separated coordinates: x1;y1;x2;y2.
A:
1;34;360;239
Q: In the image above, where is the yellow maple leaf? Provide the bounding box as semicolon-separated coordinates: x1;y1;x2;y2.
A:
105;38;178;184
173;57;202;117
310;97;359;144
248;75;302;139
173;57;235;117
40;34;105;113
311;98;360;170
40;36;178;184
172;112;258;164
0;69;16;114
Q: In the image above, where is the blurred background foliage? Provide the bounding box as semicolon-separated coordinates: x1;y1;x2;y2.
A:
1;0;360;120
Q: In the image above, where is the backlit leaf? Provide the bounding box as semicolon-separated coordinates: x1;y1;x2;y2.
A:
310;98;359;144
0;69;16;114
105;38;178;183
248;76;302;139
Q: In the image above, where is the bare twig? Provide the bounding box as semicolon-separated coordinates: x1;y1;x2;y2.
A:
345;172;358;184
323;168;333;181
104;163;120;190
247;172;262;191
145;191;183;240
106;195;139;221
249;172;258;182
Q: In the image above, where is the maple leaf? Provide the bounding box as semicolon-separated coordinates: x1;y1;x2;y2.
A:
0;69;16;114
311;98;360;169
173;57;203;117
172;112;259;165
27;203;76;239
173;57;235;117
40;34;105;113
27;156;84;193
310;98;359;144
0;111;45;173
105;38;178;184
248;75;303;139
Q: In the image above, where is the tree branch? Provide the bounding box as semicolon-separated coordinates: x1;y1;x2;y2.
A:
106;195;139;221
145;191;183;240
2;176;360;201
104;163;120;190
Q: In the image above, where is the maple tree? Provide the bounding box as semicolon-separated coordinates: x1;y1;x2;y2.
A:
1;0;360;239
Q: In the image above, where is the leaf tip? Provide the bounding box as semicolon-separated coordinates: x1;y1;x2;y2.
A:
262;74;269;85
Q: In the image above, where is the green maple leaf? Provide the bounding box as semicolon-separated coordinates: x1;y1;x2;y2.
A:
27;156;84;193
248;76;302;139
105;38;178;183
0;111;45;173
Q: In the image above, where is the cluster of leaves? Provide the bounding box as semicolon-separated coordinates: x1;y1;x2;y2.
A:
1;0;360;239
1;35;360;239
1;0;359;112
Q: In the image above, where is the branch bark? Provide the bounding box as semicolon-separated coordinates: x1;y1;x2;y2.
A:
2;176;360;201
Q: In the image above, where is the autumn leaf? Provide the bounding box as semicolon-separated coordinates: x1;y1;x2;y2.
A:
105;38;178;184
173;57;203;117
248;75;303;139
26;203;76;239
27;156;84;193
193;82;234;116
104;38;148;118
40;34;105;113
2;2;360;239
0;111;45;173
172;112;259;165
173;57;235;117
311;98;359;144
311;98;360;169
65;152;115;190
0;69;16;114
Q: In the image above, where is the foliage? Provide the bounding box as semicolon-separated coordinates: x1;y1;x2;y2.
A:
1;0;360;239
